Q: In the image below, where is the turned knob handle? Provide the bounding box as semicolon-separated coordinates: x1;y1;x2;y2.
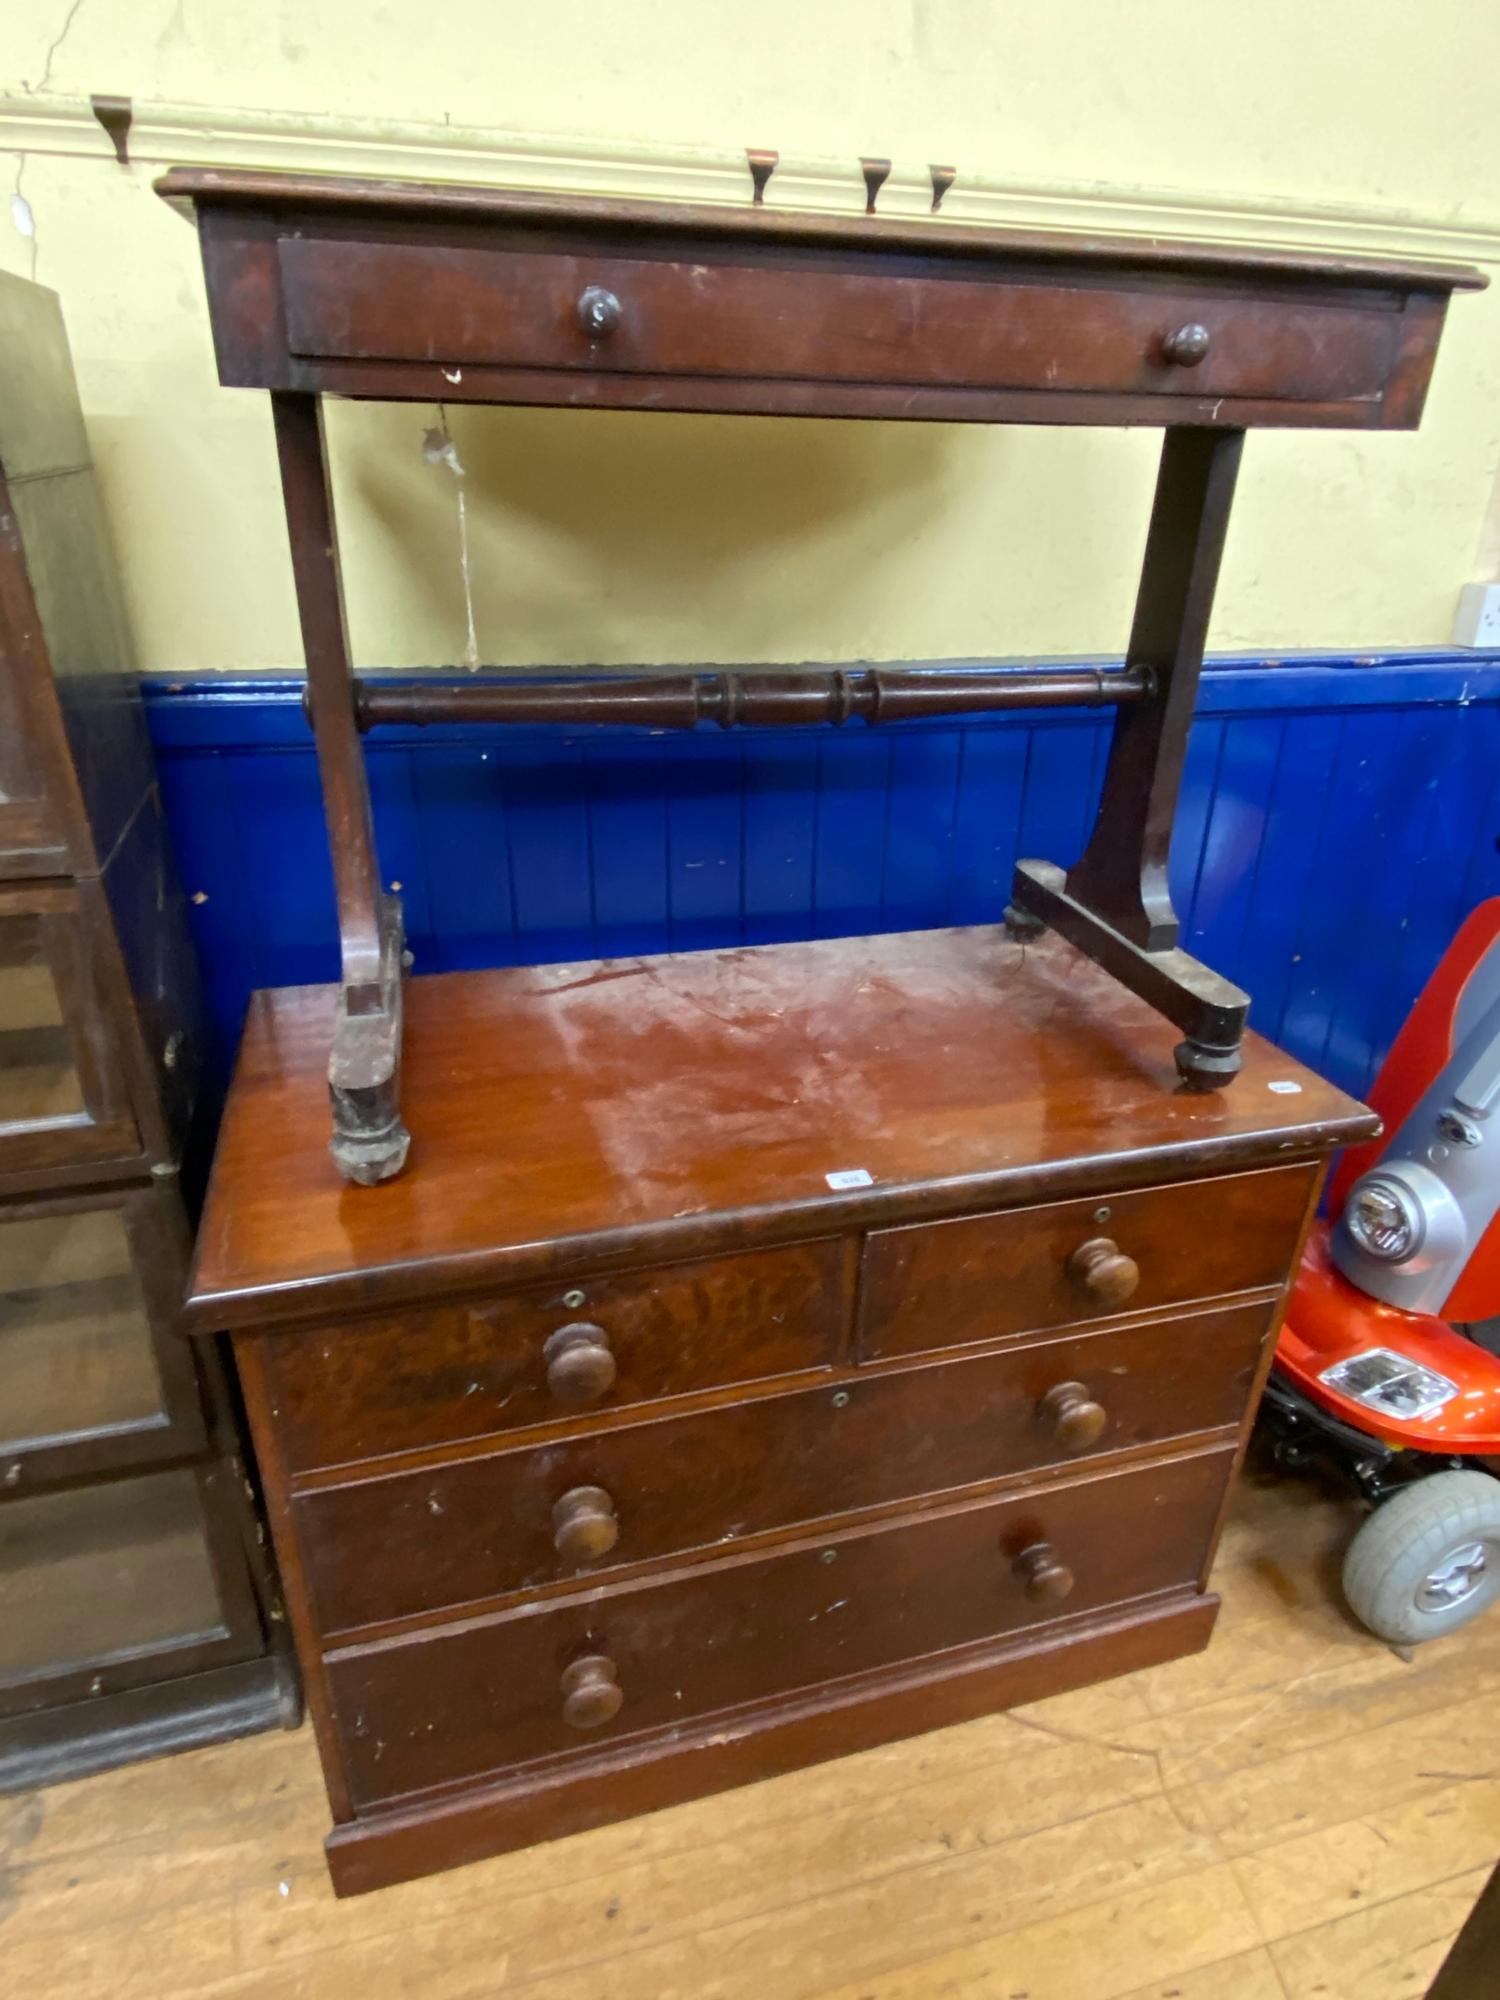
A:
1162;321;1211;367
577;285;623;338
552;1484;619;1564
1066;1236;1140;1308
1040;1380;1108;1453
1015;1541;1075;1605
543;1322;616;1404
559;1653;623;1730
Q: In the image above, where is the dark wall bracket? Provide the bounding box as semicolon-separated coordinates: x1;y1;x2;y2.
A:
860;158;891;214
746;149;779;205
90;95;132;166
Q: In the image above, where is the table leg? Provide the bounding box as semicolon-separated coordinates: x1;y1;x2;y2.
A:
1007;426;1250;1088
271;392;408;1181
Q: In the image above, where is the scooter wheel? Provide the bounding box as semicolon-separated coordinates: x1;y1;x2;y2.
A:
1343;1469;1500;1646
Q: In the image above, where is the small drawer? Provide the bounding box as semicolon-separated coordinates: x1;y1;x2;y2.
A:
324;1446;1232;1810
860;1163;1314;1363
278;236;1399;409
297;1297;1270;1635
0;881;140;1179
261;1238;846;1473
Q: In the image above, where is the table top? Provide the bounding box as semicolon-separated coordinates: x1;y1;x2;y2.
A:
187;926;1375;1332
157;167;1486;296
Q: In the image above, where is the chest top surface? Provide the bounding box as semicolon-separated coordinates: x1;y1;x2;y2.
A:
188;926;1374;1331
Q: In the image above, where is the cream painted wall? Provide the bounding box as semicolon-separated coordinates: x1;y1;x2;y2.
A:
4;0;1500;672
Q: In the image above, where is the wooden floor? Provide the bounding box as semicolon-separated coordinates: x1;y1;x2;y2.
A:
4;1469;1497;2000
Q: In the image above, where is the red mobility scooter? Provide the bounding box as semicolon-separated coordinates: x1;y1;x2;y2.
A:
1265;899;1500;1645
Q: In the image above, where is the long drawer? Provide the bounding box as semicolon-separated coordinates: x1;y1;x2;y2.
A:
859;1163;1313;1361
297;1297;1270;1635
325;1446;1232;1810
278;236;1399;410
263;1238;846;1473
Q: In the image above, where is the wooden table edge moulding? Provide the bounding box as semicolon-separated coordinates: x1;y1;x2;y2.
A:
161;166;1479;1894
159;164;1485;1185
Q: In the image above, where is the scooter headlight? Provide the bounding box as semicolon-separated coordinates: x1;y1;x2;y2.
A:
1344;1176;1425;1263
1320;1347;1458;1420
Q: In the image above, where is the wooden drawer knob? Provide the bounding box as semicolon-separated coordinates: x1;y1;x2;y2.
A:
543;1322;617;1404
1015;1541;1075;1605
1163;321;1211;366
1040;1380;1108;1452
577;285;623;338
560;1653;623;1729
1066;1236;1140;1308
552;1485;619;1564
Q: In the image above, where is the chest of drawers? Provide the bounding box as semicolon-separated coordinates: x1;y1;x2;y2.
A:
187;925;1374;1893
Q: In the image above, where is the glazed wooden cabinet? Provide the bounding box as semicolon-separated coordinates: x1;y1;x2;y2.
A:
188;929;1377;1893
0;270;298;1788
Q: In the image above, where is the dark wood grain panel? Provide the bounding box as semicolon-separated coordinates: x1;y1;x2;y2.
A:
860;1162;1313;1361
263;1238;846;1473
325;1446;1231;1809
279;237;1399;407
297;1298;1269;1634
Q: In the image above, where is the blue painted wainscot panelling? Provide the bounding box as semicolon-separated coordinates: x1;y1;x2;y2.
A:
144;651;1500;1107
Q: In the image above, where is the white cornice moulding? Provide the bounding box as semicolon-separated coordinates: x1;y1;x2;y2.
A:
3;92;1499;268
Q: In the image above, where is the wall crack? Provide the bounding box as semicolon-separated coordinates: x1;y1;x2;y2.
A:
27;0;90;95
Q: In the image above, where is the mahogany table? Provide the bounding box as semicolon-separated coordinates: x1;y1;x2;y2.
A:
159;166;1483;1182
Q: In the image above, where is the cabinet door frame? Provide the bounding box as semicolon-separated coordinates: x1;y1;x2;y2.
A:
0;1180;205;1487
0;878;143;1182
0;471;90;880
0;1458;270;1720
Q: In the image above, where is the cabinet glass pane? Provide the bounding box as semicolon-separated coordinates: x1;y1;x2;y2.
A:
0;672;44;813
0;914;85;1126
0;1207;165;1452
0;1469;227;1686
